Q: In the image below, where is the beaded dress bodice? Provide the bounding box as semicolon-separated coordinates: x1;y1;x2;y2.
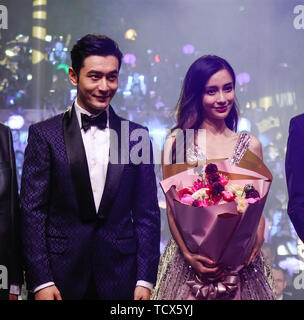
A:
185;132;251;166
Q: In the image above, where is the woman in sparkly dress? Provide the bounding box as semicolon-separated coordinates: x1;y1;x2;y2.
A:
151;55;275;300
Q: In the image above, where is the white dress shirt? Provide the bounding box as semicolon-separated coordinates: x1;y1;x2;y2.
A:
34;100;153;294
75;100;110;212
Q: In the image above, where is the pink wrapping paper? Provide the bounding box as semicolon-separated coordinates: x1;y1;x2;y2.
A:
160;151;272;299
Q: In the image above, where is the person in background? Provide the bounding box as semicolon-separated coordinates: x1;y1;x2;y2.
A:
272;267;293;300
285;114;304;242
0;122;23;300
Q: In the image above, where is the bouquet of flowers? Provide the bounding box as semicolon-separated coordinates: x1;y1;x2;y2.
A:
178;162;261;214
160;150;272;300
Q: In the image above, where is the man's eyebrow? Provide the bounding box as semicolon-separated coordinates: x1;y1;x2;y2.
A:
87;70;118;75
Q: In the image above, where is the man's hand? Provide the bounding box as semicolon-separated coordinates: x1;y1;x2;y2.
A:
35;285;62;300
134;286;150;300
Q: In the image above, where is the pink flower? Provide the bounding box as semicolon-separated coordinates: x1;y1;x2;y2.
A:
221;190;236;202
180;194;194;205
219;175;229;186
200;199;210;207
191;179;205;192
246;197;260;204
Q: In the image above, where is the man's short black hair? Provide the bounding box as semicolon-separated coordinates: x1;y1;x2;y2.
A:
70;34;123;76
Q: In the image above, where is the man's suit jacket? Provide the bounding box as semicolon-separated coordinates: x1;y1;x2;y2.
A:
0;123;23;299
20;105;160;300
285;113;304;242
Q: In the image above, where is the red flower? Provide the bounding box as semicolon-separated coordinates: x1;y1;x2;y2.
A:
177;187;193;199
221;190;236;202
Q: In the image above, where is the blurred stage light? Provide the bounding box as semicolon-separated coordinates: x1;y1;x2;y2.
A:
182;44;195;54
236;72;250;85
155;99;165;109
256;116;280;133
27;74;33;81
277;244;289;256
45;35;52;42
158;200;166;209
125;29;137;40
15;91;23;99
259;96;272;111
149;90;156;98
279;257;304;278
123;91;132;97
70;89;77;101
237;117;251;132
57;63;69;74
123;53;136;65
154;54;160;63
297;238;304;260
258;133;271;147
15;34;29;43
7;115;25;130
5;49;16;57
275;91;296;107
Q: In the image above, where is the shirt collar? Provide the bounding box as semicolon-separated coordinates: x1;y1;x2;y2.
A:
74;98;109;130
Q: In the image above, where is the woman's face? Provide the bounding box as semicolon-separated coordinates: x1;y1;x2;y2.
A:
202;69;235;122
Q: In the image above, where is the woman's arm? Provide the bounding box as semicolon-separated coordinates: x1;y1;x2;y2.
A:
246;135;266;265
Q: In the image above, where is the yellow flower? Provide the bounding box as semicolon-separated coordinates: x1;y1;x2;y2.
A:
236;196;248;213
218;200;227;205
226;183;244;198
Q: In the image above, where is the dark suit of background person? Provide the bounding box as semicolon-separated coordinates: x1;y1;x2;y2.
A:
0;123;23;300
286;113;304;242
20;34;161;300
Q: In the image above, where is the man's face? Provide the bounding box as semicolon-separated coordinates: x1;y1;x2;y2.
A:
69;55;119;115
273;269;287;298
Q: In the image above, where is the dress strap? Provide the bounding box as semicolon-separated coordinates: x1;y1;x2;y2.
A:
231;132;251;166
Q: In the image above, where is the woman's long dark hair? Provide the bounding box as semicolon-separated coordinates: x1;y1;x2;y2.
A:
173;55;239;132
168;55;239;164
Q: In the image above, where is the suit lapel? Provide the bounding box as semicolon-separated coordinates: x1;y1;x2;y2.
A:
97;105;125;220
63;104;97;222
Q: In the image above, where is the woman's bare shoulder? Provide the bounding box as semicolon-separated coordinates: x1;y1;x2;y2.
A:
248;134;263;160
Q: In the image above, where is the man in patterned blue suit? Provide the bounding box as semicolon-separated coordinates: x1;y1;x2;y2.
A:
286;113;304;242
20;34;160;300
0;123;23;300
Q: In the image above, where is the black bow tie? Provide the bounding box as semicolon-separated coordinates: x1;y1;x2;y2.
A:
81;112;107;132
